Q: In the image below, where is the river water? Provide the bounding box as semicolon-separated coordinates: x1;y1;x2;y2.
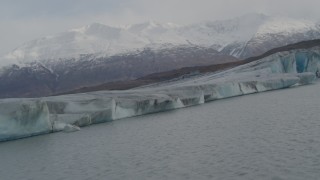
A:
0;82;319;180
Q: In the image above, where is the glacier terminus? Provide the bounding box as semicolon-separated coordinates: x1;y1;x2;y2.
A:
0;47;319;142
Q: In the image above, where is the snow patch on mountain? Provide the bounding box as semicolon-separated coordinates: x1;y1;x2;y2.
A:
181;13;268;47
256;17;317;36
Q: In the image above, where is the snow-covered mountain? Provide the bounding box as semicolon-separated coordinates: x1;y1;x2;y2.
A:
1;13;320;98
3;13;320;66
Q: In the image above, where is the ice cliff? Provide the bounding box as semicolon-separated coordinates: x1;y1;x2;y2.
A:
0;48;319;142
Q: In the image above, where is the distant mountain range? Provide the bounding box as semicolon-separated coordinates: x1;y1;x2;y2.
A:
3;13;320;63
1;13;320;98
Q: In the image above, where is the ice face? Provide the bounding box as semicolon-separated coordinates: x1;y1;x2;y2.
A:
0;48;319;142
239;48;320;75
0;99;52;141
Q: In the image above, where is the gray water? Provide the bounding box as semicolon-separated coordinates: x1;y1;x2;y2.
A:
0;83;320;180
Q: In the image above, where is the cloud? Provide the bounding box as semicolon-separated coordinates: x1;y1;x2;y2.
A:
1;0;320;55
131;0;320;23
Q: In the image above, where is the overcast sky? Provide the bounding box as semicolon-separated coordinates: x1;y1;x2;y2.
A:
1;0;320;55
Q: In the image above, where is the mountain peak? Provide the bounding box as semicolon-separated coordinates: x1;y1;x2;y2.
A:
70;22;120;34
126;21;180;34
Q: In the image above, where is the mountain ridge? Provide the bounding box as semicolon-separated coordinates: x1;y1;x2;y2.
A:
3;13;320;66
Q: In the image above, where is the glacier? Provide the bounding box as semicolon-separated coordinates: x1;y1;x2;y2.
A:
0;48;319;142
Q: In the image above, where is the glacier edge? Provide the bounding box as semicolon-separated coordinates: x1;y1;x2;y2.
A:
0;48;319;142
